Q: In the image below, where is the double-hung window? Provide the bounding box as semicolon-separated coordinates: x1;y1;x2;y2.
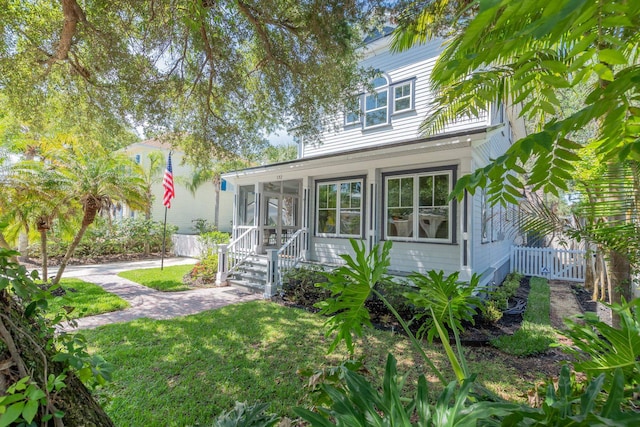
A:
393;81;413;113
317;179;363;237
385;170;453;242
364;76;389;128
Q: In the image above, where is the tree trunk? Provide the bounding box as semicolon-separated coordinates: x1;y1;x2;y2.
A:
18;229;29;262
1;291;115;426
144;189;152;256
213;175;221;230
40;228;48;283
51;221;90;285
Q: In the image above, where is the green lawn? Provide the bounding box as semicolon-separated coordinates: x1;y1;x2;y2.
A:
492;277;557;355
84;301;543;426
47;278;129;319
117;265;193;292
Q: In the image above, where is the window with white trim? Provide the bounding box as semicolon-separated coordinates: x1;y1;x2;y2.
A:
316;179;363;237
385;171;452;241
364;76;388;128
393;81;413;113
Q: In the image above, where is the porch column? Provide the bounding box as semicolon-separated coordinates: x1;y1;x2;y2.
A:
215;244;229;286
264;249;278;298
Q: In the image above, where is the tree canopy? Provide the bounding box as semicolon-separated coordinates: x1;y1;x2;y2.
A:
1;0;385;158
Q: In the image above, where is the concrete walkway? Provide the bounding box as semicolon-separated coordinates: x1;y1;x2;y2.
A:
58;257;262;332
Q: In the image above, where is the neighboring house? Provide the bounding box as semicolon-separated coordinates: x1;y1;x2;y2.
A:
125;140;234;234
220;30;526;296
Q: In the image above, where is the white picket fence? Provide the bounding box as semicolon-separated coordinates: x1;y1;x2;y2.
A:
510;246;587;282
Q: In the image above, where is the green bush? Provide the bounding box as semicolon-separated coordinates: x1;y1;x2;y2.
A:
481;300;503;324
35;217;177;258
191;253;219;283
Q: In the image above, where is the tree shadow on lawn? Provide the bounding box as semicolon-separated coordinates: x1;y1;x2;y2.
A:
84;301;539;425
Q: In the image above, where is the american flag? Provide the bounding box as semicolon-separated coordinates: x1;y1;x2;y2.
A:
163;153;175;208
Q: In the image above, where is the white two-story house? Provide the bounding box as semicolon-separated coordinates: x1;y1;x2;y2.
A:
219;29;525;296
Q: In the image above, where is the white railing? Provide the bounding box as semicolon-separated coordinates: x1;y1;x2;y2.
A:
265;228;308;296
216;226;257;285
510;246;587;282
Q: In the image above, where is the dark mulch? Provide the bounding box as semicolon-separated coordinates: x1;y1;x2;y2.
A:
571;284;597;313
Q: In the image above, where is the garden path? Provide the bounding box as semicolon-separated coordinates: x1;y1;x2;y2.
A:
56;258;261;332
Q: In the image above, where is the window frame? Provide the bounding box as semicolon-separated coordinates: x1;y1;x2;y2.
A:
364;75;390;129
383;167;456;243
315;176;366;238
392;80;415;114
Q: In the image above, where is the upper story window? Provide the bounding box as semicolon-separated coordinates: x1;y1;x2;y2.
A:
344;74;415;130
364;76;389;128
393;81;413;113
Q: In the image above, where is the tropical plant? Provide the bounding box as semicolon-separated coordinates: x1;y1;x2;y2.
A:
560;299;640;392
405;270;482;343
392;0;640;306
50;143;148;284
212;401;279;427
308;240;639;426
295;353;517;427
0;247;114;425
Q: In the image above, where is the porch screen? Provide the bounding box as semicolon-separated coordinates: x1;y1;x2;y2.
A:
317;180;362;237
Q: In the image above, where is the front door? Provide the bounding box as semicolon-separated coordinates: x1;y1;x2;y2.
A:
261;180;301;251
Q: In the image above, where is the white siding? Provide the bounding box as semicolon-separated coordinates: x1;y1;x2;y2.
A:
469;129;515;286
302;39;488;158
389;242;459;274
125;144;234;234
311;238;358;265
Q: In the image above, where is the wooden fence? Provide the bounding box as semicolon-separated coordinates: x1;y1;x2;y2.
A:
510;246;587;282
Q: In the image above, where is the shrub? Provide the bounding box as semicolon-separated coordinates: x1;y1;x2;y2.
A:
481;300;503;324
191;253;219;283
32;217;177;258
192;218;216;234
405;270;482;342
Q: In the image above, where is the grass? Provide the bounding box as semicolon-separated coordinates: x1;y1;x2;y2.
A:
47;278;129;319
117;265;193;292
492;276;557;356
84;301;546;426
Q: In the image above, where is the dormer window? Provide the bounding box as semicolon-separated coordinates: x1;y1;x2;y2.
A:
364;76;389;128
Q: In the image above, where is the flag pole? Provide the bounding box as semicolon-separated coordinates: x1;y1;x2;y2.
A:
161;150;174;271
161;205;168;271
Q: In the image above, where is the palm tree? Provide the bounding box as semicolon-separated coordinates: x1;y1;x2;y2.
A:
4;159;74;281
51;143;147;285
140;151;164;255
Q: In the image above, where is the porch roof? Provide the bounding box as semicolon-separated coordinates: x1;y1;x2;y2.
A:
223;126;491;180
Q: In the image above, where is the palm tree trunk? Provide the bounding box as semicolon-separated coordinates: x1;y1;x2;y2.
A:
40;229;48;283
51;221;90;285
18;228;29;262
